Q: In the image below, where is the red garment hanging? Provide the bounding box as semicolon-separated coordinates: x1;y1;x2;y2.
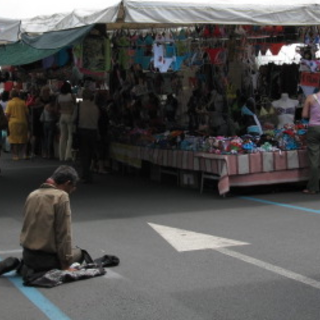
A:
4;81;13;91
269;43;285;55
205;48;225;64
212;26;222;37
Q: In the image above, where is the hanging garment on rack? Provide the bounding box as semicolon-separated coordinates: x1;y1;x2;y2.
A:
241;105;263;135
166;44;175;58
280;63;300;96
189;49;204;66
205;48;226;65
134;36;145;66
152;43;174;73
134;34;153;70
171;56;185;71
176;40;188;56
178;29;187;40
117;36;131;70
167;43;186;71
269;43;285;55
73;37;111;75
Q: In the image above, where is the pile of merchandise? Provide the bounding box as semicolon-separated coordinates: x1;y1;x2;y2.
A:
110;120;308;155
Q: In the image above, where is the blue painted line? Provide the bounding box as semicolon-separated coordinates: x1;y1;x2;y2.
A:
239;196;320;214
0;258;71;320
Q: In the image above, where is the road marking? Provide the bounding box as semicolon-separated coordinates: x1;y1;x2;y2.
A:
149;223;320;290
148;222;250;252
239;196;320;214
215;247;320;290
103;269;124;280
1;257;71;320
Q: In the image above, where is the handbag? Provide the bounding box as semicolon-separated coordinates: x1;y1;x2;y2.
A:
0;107;8;130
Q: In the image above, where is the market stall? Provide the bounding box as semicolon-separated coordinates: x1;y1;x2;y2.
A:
0;1;319;195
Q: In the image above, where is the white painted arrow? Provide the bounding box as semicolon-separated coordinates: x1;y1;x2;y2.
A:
148;223;250;252
148;223;320;290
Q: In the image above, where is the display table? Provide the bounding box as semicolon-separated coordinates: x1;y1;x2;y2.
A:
109;143;143;169
110;143;310;195
195;150;309;195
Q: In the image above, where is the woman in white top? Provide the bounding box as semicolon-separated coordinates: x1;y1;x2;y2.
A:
57;81;76;161
272;93;299;129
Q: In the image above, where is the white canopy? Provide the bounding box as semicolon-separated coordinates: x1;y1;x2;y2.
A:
123;0;320;26
0;0;121;41
0;18;20;42
2;0;320;43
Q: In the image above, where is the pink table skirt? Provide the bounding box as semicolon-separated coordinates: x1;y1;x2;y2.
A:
110;143;310;195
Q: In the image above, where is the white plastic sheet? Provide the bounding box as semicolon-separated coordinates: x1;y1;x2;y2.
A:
0;0;121;39
124;0;320;26
2;0;320;43
0;18;20;42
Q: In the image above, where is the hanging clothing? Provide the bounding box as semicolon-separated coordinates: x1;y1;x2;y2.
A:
153;43;173;73
241;105;263;135
117;36;130;70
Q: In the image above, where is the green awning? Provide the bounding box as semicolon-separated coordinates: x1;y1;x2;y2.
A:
0;42;59;66
0;24;94;66
21;24;94;50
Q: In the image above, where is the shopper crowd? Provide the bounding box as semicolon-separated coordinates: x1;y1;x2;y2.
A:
0;80;111;183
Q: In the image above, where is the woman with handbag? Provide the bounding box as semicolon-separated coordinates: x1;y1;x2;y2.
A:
57;81;76;161
76;89;100;183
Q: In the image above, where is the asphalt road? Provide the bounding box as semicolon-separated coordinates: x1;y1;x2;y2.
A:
1;152;320;320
